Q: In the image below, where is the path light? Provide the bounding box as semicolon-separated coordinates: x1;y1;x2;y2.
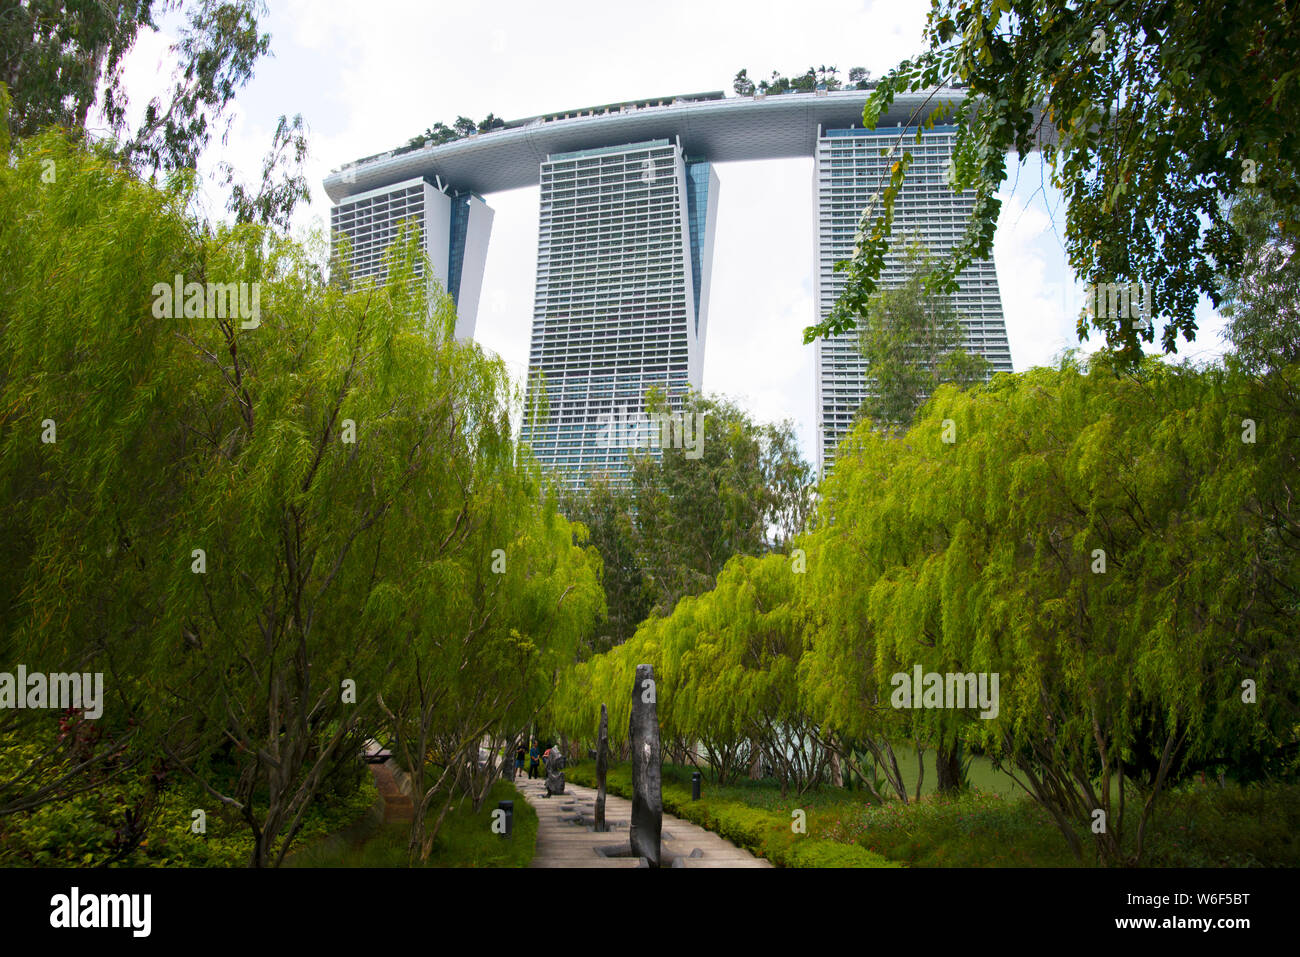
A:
691;771;701;801
498;800;513;838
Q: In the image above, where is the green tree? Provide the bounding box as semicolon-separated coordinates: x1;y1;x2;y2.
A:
688;554;820;794
629;390;812;616
1;1;154;138
814;64;840;90
808;0;1300;366
3;3;312;228
3;1;274;177
0;117;603;866
559;475;653;655
807;353;1299;862
218;112;310;231
1219;190;1300;373
855;239;991;433
0;119;200;822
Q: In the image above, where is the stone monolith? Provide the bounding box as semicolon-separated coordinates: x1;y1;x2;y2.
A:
628;663;662;866
595;703;609;832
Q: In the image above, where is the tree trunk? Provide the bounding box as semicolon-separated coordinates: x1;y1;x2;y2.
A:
935;739;962;793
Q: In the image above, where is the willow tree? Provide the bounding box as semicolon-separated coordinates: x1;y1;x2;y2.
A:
0;120;380;864
0;116;603;866
377;454;604;862
0;119;197;824
687;554;818;793
800;426;942;803
553;552;820;790
547;623;663;758
809;351;1297;863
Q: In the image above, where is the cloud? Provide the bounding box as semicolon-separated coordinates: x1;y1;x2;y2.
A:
994;160;1080;371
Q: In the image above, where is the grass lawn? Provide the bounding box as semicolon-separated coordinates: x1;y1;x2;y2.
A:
288;776;538;868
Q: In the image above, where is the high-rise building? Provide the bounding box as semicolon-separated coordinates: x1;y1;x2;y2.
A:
329;176;493;340
324;88;1016;486
814;124;1013;476
520;138;719;488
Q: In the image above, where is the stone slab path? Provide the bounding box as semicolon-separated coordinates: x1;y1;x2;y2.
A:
512;774;772;868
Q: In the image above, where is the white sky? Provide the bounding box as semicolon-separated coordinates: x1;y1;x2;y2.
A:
103;0;1230;467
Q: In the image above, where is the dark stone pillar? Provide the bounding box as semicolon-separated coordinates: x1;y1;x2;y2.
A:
594;704;609;832
544;746;566;796
629;663;662;866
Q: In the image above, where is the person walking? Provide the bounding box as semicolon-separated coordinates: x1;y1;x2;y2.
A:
514;743;526;778
528;743;540;779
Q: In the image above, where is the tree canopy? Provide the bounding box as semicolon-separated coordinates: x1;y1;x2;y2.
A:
0;111;601;865
805;0;1300;367
855;239;992;432
552;348;1300;863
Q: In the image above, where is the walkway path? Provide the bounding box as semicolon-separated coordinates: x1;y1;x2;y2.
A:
512;774;772;868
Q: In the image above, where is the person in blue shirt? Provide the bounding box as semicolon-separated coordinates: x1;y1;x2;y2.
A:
528;743;540;779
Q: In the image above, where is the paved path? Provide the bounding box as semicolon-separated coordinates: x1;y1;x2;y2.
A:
512;774;772;868
369;761;414;822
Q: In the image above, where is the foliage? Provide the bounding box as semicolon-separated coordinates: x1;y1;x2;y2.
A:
287;778;539;868
1139;781;1300;867
806;352;1299;863
557;475;653;655
555;348;1298;865
855;239;992;432
550;553;828;793
569;760;1300;868
0;120;601;866
402;113;507;153
4;2;268;175
3;3;309;229
806;0;1300;367
733;65;871;96
0;726;377;866
553;390;813;658
1219;190;1300;373
628;390;813;616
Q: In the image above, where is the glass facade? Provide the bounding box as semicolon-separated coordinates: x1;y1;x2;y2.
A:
521;140;712;490
685;159;714;333
447;192;474;310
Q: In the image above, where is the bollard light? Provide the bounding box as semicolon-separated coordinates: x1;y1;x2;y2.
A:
691;771;701;801
498;799;514;838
